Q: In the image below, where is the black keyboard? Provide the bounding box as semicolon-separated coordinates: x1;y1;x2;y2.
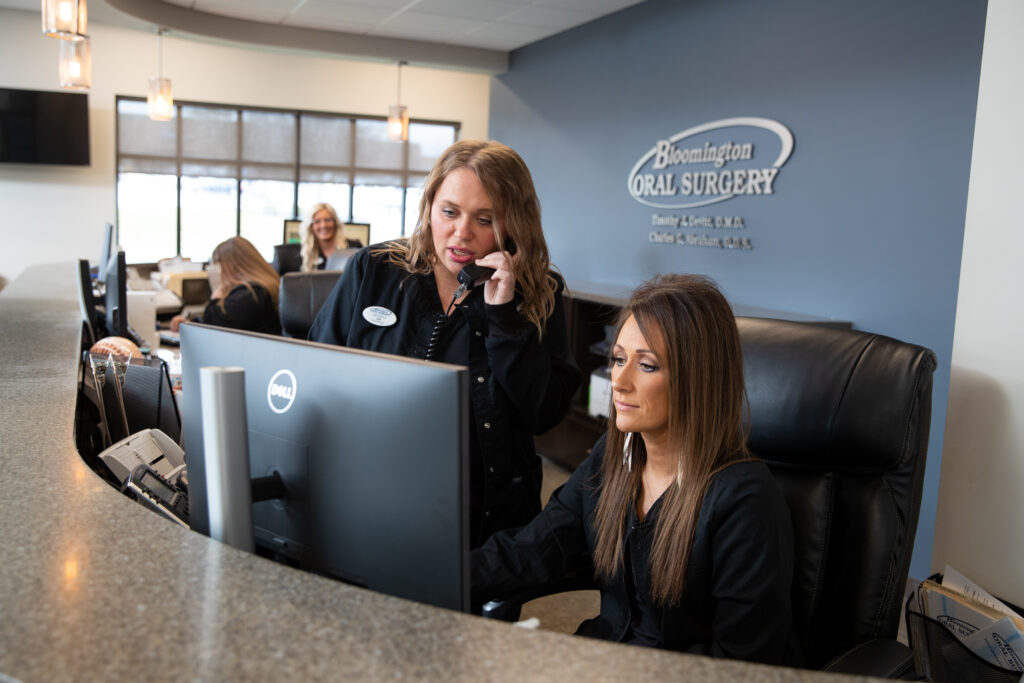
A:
159;330;180;347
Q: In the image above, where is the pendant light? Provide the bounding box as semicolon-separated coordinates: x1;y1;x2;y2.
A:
387;61;409;142
42;0;87;40
147;28;174;121
58;35;91;90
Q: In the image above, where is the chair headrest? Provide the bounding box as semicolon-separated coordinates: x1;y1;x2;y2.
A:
272;243;302;276
738;317;936;472
278;271;343;338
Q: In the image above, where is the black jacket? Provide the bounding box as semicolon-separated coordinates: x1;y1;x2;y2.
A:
196;283;281;335
308;243;582;546
472;436;802;666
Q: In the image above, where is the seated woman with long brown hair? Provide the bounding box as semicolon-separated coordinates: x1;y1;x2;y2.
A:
472;274;801;666
170;236;281;335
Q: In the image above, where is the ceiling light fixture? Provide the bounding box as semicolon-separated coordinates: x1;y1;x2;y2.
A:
42;0;87;39
387;60;409;142
147;28;174;121
58;34;91;90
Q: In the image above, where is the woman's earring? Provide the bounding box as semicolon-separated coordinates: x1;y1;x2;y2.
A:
622;432;633;472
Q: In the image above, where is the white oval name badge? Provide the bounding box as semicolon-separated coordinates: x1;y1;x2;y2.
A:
362;306;397;327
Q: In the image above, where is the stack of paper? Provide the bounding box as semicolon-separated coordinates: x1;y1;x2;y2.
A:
916;566;1024;672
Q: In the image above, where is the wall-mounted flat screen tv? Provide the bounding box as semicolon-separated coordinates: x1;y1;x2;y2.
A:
0;87;90;166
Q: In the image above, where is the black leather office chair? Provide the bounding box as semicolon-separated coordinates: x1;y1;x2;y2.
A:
278;270;343;338
483;317;937;676
272;243;303;276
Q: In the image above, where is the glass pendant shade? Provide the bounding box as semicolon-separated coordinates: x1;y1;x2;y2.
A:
147;29;174;121
58;36;91;90
387;60;409;142
147;77;174;121
387;104;409;142
42;0;88;39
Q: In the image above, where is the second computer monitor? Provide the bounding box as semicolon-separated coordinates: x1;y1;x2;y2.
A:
342;222;370;247
96;222;115;281
180;324;470;612
103;250;128;338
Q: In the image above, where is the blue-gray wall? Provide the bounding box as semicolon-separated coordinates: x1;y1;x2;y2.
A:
490;0;988;579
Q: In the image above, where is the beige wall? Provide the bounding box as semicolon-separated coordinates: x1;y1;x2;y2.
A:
932;0;1024;606
0;7;490;283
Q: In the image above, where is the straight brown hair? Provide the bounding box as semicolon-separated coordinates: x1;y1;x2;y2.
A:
592;274;751;605
211;236;280;312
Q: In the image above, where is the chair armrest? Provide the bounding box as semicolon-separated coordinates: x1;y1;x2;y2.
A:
480;572;597;622
822;639;914;678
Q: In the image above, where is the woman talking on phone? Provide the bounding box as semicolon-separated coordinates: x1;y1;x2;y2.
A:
309;140;581;547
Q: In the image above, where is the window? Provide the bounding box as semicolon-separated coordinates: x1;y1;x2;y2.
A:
116;96;458;262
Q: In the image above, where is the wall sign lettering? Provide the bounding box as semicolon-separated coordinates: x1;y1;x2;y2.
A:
627;117;794;209
649;212;752;249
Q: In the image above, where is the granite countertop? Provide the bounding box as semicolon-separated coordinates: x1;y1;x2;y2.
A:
0;263;875;681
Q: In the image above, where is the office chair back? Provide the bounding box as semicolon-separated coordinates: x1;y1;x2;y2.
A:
278;271;343;338
738;317;936;668
272;243;303;276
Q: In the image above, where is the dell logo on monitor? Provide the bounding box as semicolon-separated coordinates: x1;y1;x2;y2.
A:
267;370;297;414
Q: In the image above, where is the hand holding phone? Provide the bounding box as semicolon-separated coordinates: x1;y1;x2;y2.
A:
456;238;517;291
452;239;518;304
457;263;496;290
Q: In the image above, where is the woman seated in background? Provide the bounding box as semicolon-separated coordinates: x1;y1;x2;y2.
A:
309;139;581;548
300;202;361;272
472;274;801;666
170;236;281;335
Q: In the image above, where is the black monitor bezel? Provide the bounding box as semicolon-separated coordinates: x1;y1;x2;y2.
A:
76;258;98;345
96;222;115;281
179;323;471;612
103;250;127;338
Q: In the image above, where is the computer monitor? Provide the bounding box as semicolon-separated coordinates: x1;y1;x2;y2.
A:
76;258;99;345
282;218;302;244
180;323;470;611
103;250;128;338
342;222;370;247
96;222;115;281
180;277;211;307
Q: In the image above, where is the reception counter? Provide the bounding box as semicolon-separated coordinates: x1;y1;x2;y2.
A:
0;263;875;681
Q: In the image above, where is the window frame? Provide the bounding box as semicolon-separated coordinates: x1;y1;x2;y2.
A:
115;95;460;257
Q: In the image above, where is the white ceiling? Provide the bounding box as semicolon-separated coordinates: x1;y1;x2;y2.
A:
3;0;645;71
159;0;644;51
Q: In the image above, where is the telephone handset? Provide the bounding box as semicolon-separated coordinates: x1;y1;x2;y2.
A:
457;263;497;290
456;238;518;292
434;240;518;358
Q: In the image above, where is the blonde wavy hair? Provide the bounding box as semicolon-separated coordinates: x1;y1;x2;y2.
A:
300;202;345;272
374;140;558;337
210;236;280;312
